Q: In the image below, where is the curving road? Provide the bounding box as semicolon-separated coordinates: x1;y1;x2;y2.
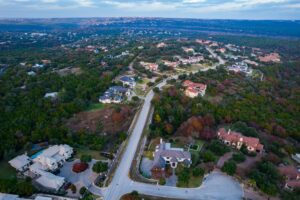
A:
87;48;243;200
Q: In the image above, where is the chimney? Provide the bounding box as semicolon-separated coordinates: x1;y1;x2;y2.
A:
228;129;231;134
160;138;163;144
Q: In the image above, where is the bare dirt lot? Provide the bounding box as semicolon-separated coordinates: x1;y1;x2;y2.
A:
66;105;136;135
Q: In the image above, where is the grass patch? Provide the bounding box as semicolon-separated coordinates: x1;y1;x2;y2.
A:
143;151;154;160
0;160;16;180
175;165;203;188
74;148;106;160
86;103;105;111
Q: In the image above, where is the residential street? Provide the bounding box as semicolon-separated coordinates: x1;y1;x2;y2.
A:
87;48;243;200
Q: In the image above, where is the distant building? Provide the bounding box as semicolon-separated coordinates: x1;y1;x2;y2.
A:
243;59;259;66
33;64;44;68
259;53;281;63
99;86;131;104
217;128;264;153
182;47;195;53
178;56;204;65
151;139;192;179
227;62;253;75
140;61;159;71
44;92;58;99
120;76;136;88
156;42;167;48
182;80;207;98
27;71;36;76
161;60;179;68
196;39;211;45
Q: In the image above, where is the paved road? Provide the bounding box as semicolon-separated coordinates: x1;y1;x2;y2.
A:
87;49;243;200
206;47;226;65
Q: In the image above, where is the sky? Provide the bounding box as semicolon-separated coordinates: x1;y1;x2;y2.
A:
0;0;299;19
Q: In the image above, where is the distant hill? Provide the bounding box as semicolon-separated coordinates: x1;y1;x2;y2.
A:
0;18;299;38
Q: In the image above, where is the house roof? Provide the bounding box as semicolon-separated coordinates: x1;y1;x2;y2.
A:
36;172;65;191
183;80;206;91
279;166;300;180
120;76;135;83
9;155;31;171
218;128;264;150
286;180;300;189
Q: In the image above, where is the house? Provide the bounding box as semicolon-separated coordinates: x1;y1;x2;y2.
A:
259;53;281;63
156;42;167;48
9;154;32;172
285;180;300;191
27;71;36;76
44;92;58;99
217;128;264;153
161;60;179;68
178;56;203;65
33;64;44;68
182;47;195;53
140;62;159;71
217;48;226;53
33;145;73;171
243;59;259;66
120;76;136;88
227;62;253;75
196;39;211;45
279;166;300;180
182;80;207;98
151;139;192;179
99;86;130;104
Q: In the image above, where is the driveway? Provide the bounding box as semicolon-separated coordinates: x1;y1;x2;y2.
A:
140;157;153;177
59;159;99;190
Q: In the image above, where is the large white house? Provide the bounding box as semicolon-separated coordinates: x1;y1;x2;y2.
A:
33;145;73;171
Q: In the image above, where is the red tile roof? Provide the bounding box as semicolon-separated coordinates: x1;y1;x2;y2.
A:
286;180;300;189
218;128;264;151
279;166;300;180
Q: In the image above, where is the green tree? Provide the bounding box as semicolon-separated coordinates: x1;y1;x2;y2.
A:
80;154;92;163
221;161;237;175
192;168;205;177
92;161;108;173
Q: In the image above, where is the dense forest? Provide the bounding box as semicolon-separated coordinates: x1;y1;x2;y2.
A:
151;63;300;142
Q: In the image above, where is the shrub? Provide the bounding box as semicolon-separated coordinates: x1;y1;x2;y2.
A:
221;161;237;176
192;168;205;177
232;153;246;163
79;187;87;195
201;151;216;162
80;154;92;163
159;177;166;185
69;184;76;193
208;140;230;156
92;161;108;173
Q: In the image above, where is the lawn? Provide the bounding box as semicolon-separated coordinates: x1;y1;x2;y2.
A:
86;103;105;111
176;165;203;188
74;148;106;161
0;160;16;180
189;140;205;152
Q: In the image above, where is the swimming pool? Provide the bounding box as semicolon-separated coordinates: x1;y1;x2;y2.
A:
30;150;44;159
